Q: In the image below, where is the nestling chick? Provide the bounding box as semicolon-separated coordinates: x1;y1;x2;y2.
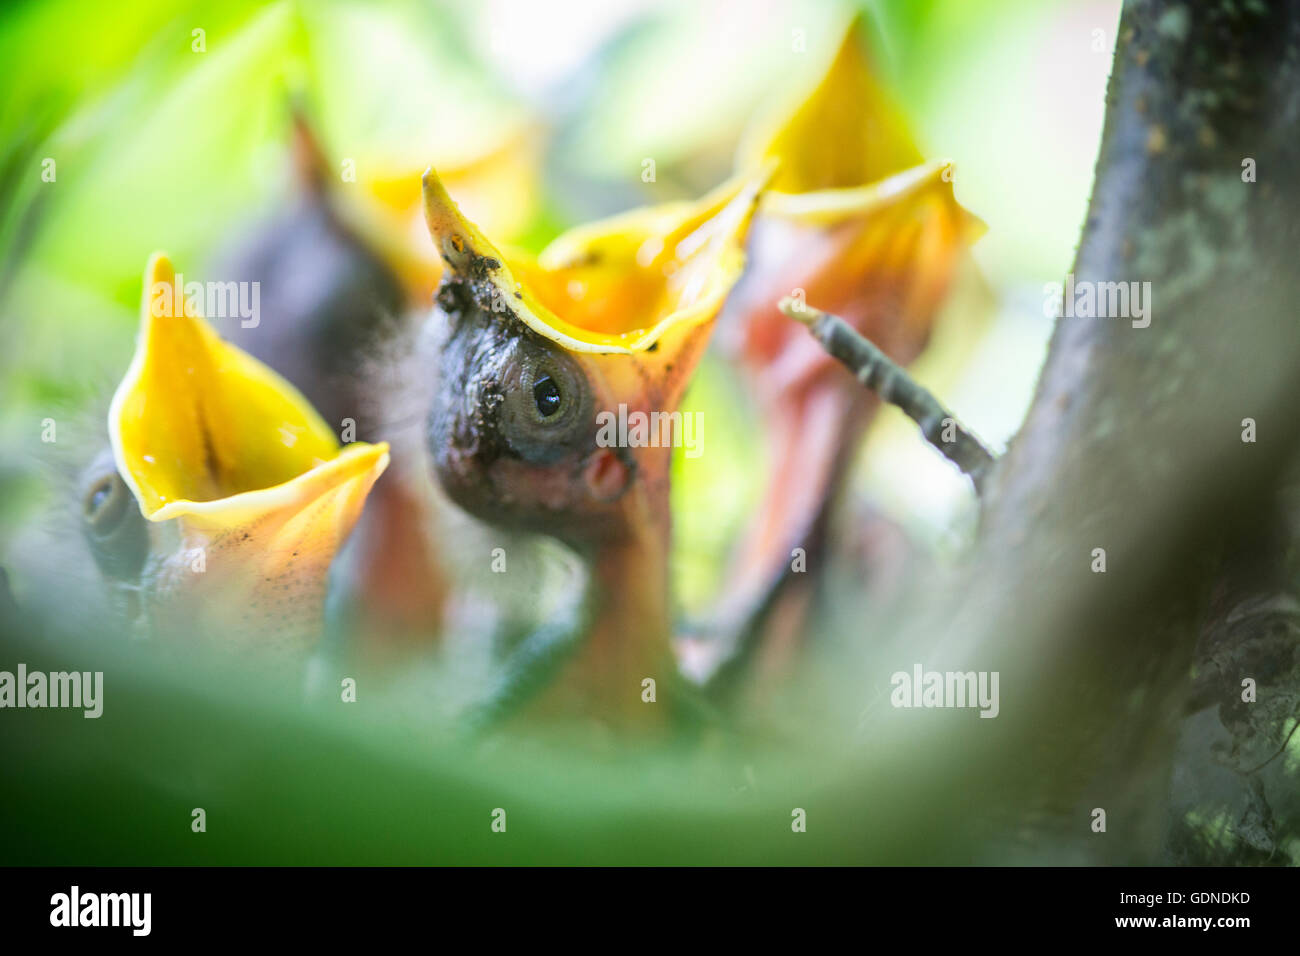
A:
423;165;769;728
682;13;985;687
87;252;389;657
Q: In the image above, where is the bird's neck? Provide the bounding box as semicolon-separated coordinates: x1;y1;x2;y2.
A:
536;485;676;730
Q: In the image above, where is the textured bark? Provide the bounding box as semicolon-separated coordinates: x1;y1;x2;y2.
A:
1167;465;1300;863
936;0;1300;861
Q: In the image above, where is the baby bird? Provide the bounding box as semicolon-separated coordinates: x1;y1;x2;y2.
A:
209;109;543;660
422;165;768;729
681;13;985;687
84;252;388;656
210;111;445;659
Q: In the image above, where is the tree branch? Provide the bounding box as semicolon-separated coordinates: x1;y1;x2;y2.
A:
778;298;996;491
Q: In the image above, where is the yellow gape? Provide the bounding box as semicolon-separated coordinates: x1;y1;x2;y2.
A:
423;162;771;356
108;253;389;650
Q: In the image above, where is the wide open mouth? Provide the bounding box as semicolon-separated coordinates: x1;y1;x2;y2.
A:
422;164;771;355
109;253;389;525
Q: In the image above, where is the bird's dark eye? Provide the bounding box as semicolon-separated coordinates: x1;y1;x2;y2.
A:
496;341;592;464
79;454;149;582
84;474;128;530
88;482;111;515
533;375;562;418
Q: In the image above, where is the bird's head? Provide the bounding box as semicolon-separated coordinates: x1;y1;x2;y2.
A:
422;165;768;553
89;253;389;655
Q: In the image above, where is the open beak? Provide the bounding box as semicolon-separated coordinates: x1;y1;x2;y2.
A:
109;253;389;652
731;10;984;369
423;161;771;417
422;168;769;723
685;12;986;685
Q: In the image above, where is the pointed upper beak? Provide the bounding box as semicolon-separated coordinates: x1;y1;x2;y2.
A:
108;253;389;650
423;161;772;410
737;10;923;194
729;11;984;369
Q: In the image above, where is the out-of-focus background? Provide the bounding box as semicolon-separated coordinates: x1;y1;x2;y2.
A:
0;0;1118;603
0;0;1126;864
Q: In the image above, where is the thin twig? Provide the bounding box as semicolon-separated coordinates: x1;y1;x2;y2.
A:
778;298;997;492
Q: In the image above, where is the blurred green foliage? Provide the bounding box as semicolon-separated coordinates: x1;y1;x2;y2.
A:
0;0;1121;863
1;0;1117;562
